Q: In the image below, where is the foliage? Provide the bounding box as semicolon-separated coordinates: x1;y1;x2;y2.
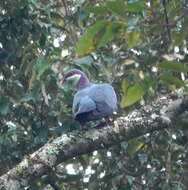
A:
0;0;188;189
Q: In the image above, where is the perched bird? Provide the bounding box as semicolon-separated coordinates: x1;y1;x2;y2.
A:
61;69;117;124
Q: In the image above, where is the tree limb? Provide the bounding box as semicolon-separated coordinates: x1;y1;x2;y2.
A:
163;0;171;42
1;95;188;190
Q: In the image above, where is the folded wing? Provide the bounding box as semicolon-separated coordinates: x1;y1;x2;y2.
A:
72;83;117;123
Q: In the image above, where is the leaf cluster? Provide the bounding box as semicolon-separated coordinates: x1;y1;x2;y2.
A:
0;0;188;189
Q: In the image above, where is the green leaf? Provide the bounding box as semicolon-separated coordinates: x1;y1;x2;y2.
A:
84;6;109;16
74;56;94;65
160;74;185;88
36;58;49;79
124;0;146;12
138;153;148;164
161;184;171;190
122;184;131;190
39;33;46;47
76;20;108;55
127;175;134;185
125;31;142;48
127;139;144;156
121;83;147;108
105;0;146;15
37;125;48;137
97;22;125;48
105;0;126;15
51;12;64;19
30;0;38;8
20;94;36;102
121;78;129;93
0;97;10;115
172;21;188;46
63;174;82;182
158;61;188;72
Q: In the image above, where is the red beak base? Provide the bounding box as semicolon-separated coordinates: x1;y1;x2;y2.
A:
60;78;66;84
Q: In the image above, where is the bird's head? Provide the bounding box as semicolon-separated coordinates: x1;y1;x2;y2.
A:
61;69;89;88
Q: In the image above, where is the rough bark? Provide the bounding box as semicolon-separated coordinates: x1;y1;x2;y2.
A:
1;95;188;190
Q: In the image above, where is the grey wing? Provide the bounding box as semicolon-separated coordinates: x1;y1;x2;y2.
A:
89;84;117;113
103;84;117;110
72;92;81;114
72;92;96;117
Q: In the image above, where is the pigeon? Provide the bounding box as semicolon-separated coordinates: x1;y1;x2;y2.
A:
62;69;117;124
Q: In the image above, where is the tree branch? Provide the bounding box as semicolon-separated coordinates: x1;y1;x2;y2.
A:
1;95;188;190
162;0;171;42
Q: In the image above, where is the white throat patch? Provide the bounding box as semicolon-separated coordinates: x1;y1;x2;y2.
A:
67;74;81;83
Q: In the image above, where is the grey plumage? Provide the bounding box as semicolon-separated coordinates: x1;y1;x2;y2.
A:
73;83;117;123
62;69;117;123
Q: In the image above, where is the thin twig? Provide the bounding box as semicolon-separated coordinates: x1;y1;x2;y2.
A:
62;0;77;45
162;0;171;42
165;128;172;184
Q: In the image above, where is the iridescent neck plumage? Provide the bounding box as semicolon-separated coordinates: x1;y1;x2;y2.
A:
63;69;90;89
77;73;89;89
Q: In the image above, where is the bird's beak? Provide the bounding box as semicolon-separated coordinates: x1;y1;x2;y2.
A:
60;78;66;84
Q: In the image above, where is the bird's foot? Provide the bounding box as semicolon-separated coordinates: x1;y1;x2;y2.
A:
104;117;114;126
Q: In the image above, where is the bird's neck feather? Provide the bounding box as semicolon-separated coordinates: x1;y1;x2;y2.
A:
77;73;89;88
